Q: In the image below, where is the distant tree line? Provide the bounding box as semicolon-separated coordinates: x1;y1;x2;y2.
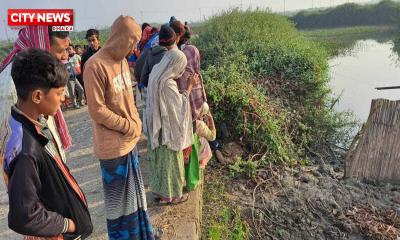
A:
291;0;400;29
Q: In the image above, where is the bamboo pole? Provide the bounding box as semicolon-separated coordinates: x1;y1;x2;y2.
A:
345;99;400;183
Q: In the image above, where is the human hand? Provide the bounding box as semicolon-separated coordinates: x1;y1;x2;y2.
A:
67;219;76;233
124;118;141;138
187;73;199;93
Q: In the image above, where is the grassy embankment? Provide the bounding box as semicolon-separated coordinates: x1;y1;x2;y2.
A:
193;9;359;239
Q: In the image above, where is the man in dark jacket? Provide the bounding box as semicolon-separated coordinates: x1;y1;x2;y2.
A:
136;25;176;87
81;29;101;72
139;20;185;87
81;29;101;99
4;49;92;239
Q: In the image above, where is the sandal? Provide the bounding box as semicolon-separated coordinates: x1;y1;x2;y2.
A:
157;194;189;206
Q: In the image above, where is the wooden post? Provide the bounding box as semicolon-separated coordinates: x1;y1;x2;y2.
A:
345;99;400;183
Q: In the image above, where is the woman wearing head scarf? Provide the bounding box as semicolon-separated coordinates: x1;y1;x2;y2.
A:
0;26;72;165
146;47;194;204
135;26;176;135
176;25;208;191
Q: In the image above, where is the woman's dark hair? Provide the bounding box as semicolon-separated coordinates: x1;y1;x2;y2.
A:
178;26;192;47
169;16;177;25
170;20;185;37
85;29;100;40
11;48;68;101
159;25;176;47
183;26;191;39
142;23;150;32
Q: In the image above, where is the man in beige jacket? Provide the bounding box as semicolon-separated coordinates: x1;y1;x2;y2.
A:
84;15;154;240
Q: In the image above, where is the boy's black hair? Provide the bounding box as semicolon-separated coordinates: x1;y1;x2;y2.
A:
75;44;82;49
85;29;100;40
11;48;68;101
48;26;69;45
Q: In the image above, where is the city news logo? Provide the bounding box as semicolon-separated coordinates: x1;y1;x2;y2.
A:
8;9;74;31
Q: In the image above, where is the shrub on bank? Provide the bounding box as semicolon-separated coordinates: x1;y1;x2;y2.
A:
194;9;352;164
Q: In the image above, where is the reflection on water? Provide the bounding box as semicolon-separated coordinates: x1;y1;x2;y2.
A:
329;39;400;122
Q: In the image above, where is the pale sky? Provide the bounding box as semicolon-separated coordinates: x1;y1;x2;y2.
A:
0;0;374;41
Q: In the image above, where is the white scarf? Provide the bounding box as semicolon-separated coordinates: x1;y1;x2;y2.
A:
146;47;193;151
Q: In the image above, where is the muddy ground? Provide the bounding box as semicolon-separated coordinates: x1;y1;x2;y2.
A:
203;142;400;240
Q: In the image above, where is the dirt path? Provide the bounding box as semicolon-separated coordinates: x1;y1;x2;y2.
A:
0;106;202;240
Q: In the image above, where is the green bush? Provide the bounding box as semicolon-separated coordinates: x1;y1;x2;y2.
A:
193;9;350;165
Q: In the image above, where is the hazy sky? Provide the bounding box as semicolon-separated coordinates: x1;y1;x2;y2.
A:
0;0;373;41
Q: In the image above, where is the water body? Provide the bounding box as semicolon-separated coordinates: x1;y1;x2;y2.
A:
329;39;400;122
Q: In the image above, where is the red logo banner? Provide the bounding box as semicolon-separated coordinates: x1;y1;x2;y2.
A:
8;9;74;27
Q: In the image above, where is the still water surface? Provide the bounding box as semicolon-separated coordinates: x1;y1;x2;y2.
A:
329;39;400;121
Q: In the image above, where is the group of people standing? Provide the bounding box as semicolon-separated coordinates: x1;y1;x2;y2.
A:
0;14;216;240
63;29;101;109
132;18;215;205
